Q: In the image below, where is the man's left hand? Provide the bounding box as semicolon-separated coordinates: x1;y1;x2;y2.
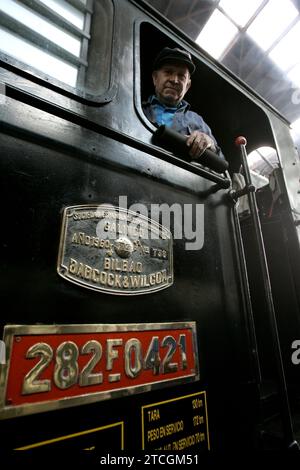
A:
186;131;216;159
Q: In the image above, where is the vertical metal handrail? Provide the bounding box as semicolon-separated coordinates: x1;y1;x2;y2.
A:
235;136;299;450
231;202;262;385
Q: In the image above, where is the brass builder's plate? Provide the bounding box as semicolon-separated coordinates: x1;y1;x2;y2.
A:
57;205;173;295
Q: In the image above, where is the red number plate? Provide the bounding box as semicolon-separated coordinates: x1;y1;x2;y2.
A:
0;323;199;418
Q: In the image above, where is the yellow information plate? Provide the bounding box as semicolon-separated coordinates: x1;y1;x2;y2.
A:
141;391;209;451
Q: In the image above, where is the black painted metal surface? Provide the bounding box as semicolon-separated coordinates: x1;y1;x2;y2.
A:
0;0;299;458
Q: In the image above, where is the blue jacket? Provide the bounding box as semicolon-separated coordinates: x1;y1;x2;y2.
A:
142;95;224;158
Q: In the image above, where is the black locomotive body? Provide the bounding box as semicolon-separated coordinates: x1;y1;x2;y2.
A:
0;0;300;458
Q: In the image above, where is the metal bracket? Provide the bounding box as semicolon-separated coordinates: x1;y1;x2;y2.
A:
229;184;255;201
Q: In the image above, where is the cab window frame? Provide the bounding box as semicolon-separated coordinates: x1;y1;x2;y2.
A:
0;0;116;105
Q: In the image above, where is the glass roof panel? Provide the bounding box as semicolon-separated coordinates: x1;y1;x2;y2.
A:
269;21;300;70
219;0;264;27
195;9;238;59
247;0;298;51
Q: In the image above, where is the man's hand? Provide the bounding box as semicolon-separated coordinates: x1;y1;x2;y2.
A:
186;131;216;159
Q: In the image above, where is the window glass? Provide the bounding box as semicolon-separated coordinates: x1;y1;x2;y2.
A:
0;27;77;86
40;0;85;30
248;146;279;178
0;0;113;100
0;0;81;56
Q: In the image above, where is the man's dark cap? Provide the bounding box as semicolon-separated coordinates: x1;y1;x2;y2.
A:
153;47;195;75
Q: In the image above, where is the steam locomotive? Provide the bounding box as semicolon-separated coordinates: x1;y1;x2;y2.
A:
1;0;300;459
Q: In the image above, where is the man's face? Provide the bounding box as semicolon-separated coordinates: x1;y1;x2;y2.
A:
152;63;191;107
